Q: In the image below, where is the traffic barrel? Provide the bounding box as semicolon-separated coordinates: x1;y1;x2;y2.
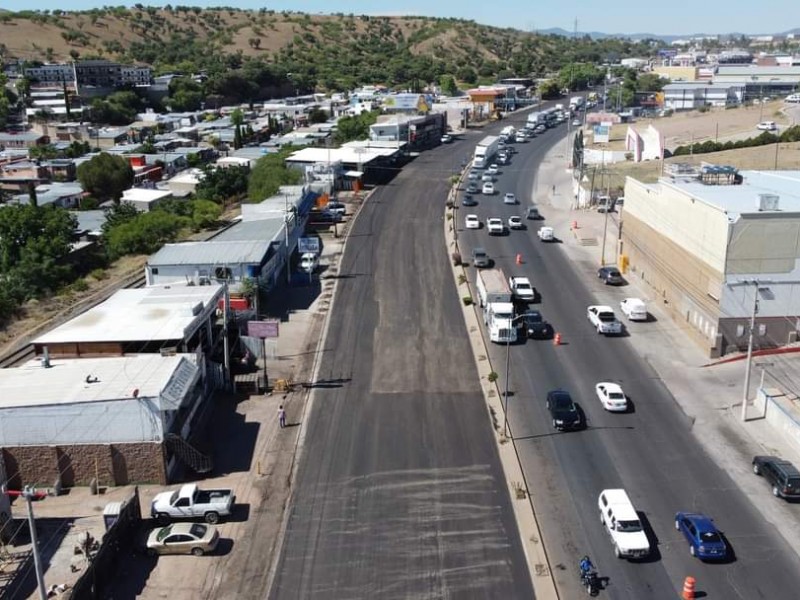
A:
515;253;523;265
682;576;696;600
553;333;562;346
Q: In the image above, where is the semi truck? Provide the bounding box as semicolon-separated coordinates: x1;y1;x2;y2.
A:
500;125;516;141
570;96;585;110
473;135;500;169
476;268;517;343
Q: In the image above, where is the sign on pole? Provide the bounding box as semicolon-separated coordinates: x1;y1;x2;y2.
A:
248;320;280;339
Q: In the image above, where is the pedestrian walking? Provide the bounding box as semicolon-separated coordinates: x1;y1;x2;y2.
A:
278;405;287;428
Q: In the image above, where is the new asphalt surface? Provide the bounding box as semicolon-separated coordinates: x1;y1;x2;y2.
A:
459;117;800;598
268;138;534;597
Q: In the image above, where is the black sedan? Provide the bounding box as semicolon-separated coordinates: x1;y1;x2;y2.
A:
462;194;478;207
520;311;553;339
546;390;583;431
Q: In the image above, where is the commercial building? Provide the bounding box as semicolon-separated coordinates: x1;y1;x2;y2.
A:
23;60;152;90
622;169;800;357
713;65;800;99
662;82;743;110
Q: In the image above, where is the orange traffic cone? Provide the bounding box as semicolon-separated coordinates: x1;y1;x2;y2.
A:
553;333;562;346
515;253;522;265
682;576;696;600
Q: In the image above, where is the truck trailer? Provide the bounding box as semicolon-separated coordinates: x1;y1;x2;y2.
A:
473;135;500;169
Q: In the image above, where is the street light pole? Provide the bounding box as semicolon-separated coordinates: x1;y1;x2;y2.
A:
23;488;47;600
742;283;760;421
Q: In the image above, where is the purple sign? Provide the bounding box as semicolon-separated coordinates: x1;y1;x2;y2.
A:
248;320;280;339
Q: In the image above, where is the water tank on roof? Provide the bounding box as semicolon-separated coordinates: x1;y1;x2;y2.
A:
757;193;780;211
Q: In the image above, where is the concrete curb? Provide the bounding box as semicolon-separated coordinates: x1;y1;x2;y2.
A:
444;179;559;600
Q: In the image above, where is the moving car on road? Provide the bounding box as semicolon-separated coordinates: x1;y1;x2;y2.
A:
620;298;647;321
587;305;623;335
509;276;536;302
472;247;490;268
599;489;650;559
508;216;524;230
598;266;625;285
757;121;777;131
546;390;583;431
146;523;219;556
487;164;499;175
537;226;555;242
465;214;480;229
503;192;517;205
674;512;727;560
752;456;800;500
526;206;541;220
462;194;478;207
482;182;495;195
467;182;479;194
486;217;504;235
441;134;453;143
520;311;553;339
595;382;628;412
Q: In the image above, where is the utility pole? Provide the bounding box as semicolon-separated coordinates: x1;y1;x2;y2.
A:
23;488;47;600
742;282;759;422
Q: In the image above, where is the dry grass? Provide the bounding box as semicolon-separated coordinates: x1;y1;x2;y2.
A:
600;141;800;192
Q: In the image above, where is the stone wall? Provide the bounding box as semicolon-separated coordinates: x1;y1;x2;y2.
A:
2;442;166;488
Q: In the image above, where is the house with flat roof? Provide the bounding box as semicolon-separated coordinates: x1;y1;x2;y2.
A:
0;353;206;487
121;187;174;211
622;169;800;356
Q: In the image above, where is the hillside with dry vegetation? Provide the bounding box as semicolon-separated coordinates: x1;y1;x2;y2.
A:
0;7;656;91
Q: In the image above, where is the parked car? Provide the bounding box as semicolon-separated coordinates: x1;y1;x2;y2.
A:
326;201;347;216
785;93;800;104
441;134;453;143
486;217;504;235
572;119;582;127
598;266;625;285
465;214;480;229
537;226;555;242
546;390;583;431
752;455;800;500
472;247;490;268
503;192;517;205
462;194;478;207
508;216;524;230
482;182;495;195
150;484;235;524
757;121;777;131
146;523;219;556
595;382;628;412
674;512;727;560
520;311;553;339
620;298;647;321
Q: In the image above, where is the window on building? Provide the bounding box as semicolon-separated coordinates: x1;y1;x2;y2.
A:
758;324;767;336
736;324;745;337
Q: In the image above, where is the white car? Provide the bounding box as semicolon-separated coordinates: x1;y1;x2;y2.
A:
757;121;777;131
487;164;499;175
595;382;628;412
537;226;554;241
482;182;495;195
481;173;494;183
299;253;319;272
786;94;800;104
508;216;523;229
503;193;516;205
587;305;623;335
465;214;480;229
620;298;648;321
486;218;504;235
441;134;453;143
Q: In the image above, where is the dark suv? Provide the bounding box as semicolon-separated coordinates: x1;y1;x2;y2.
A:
753;455;800;500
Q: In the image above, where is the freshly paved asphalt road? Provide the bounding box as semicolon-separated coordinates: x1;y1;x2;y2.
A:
269;137;533;597
460;118;800;597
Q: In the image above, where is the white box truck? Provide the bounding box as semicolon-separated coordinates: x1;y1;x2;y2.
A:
473;135;500;169
476;269;517;343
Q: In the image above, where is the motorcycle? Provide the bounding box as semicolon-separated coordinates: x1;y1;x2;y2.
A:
579;569;599;596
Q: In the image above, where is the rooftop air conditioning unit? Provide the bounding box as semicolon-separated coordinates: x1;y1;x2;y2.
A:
757;193;780;211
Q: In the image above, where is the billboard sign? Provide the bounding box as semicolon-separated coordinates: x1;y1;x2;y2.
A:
383;94;431;112
298;236;320;254
594;124;611;144
248;320;280;339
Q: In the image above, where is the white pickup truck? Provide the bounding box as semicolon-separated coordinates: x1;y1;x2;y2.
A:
508;276;536;302
150;484;236;524
598;489;651;559
587;305;623;335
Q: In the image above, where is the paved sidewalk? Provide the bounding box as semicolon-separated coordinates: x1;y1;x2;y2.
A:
536;141;800;558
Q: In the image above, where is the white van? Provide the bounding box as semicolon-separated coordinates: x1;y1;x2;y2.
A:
598;489;650;559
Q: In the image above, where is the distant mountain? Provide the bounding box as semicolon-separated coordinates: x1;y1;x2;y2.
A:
538;27;800;43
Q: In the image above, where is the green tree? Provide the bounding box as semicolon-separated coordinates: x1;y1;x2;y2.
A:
247;149;303;202
188;199;222;229
77;153;134;203
439;74;458;96
538;79;561;99
333;111;379;144
307;107;329;124
195;164;250;203
456;66;477;84
104;210;187;259
101;202;139;234
231;108;244;150
165;76;204;111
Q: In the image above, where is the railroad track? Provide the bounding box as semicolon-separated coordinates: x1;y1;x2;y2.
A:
0;272;147;369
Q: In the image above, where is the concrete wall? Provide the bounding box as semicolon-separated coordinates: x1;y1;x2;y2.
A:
2;441;166;487
754;388;800;457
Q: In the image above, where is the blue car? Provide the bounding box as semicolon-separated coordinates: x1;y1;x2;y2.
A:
674;512;727;560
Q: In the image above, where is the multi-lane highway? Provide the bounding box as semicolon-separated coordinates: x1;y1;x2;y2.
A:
268;131;533;598
459;118;800;597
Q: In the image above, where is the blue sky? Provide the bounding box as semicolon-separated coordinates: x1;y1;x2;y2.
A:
0;1;794;36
